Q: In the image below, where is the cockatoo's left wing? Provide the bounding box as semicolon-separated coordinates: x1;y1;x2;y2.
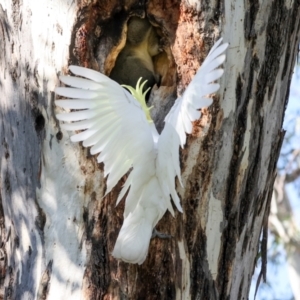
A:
156;38;228;207
55;66;155;197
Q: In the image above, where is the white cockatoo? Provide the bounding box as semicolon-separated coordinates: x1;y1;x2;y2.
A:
55;38;228;264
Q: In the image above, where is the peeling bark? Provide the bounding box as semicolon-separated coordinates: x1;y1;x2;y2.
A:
0;0;299;299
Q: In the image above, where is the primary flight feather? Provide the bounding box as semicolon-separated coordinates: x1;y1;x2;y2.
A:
55;38;228;264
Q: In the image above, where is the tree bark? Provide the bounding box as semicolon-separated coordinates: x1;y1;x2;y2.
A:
0;0;299;299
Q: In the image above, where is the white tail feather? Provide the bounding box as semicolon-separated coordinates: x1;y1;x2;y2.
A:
112;210;153;265
112;177;167;264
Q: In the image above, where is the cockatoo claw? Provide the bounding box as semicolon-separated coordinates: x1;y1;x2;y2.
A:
151;228;173;239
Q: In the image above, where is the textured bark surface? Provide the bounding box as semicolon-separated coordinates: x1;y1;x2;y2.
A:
0;0;299;299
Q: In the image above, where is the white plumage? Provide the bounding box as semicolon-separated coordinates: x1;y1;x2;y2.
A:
55;38;228;264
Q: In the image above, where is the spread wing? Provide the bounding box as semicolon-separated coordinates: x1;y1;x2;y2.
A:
156;38;228;208
55;66;155;199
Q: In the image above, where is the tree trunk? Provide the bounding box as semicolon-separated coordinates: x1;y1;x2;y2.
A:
0;0;299;299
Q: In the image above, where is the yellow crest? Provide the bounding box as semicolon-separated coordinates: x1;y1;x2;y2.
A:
122;78;153;122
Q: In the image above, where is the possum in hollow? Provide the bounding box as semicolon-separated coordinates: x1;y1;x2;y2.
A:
110;16;161;95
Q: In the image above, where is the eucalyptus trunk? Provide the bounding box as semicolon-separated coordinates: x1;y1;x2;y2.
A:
0;0;299;299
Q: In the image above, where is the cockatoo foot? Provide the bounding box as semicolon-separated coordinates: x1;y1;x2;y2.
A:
151;228;172;239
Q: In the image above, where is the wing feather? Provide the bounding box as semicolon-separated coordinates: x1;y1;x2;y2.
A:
157;38;228;213
71;128;99;142
69;65;113;84
59;75;102;90
60;117;98;131
55;87;99;99
106;160;132;194
56;108;102;121
54;99;100;109
205;69;224;83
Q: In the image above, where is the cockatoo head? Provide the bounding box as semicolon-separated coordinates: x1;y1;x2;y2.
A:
122;78;153;123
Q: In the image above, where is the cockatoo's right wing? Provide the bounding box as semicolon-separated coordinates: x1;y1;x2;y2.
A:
156;38;228;210
55;66;156;199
